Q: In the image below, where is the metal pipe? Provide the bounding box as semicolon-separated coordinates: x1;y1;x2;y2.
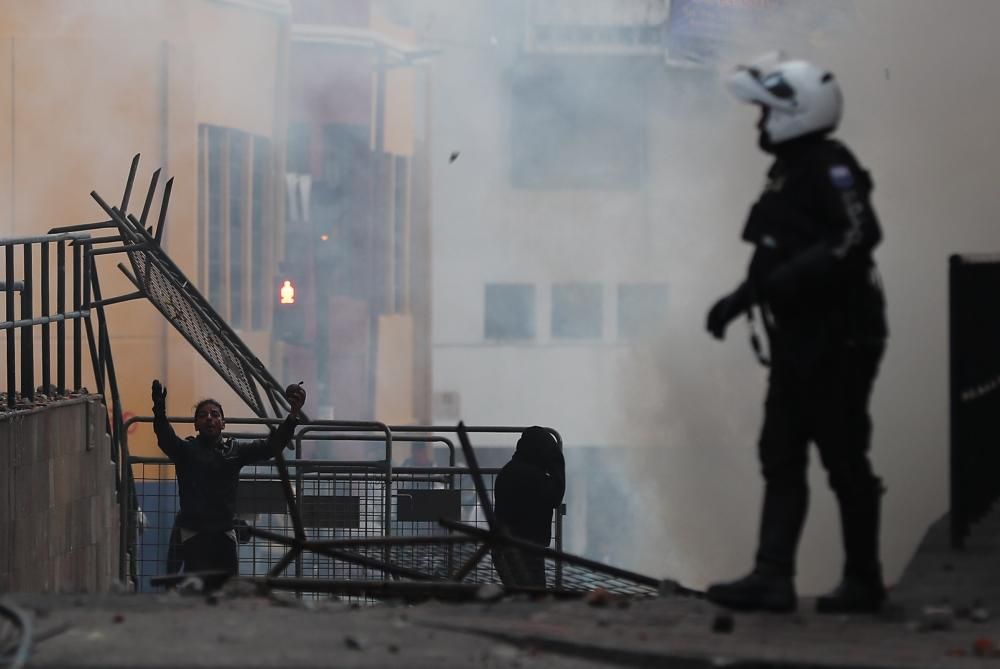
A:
155;177;173;244
41;242;50;394
91;269;124;465
46;220;116;234
1;232;90;245
439;518;662;589
5;245;14;408
139;168;161;228
88;291;145;308
248;527;436;581
0;311;91;331
115;262;140;290
20;243;32;401
456;422;497;530
120;153;140;213
57;240;65;394
86;245;150;257
72;243;81;390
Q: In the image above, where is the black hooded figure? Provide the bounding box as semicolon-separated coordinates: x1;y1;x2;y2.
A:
705;55;888;614
492;426;566;588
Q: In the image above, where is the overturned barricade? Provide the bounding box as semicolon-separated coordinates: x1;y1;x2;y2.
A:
68;156;665;601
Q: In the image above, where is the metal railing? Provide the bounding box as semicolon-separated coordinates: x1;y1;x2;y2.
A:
121;417;567;589
1;232;93;407
123;416;666;601
0;227;135;510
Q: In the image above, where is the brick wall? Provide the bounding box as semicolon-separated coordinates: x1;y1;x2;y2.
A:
0;397;120;592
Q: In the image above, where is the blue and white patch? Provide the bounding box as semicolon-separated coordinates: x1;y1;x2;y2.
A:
829;164;855;190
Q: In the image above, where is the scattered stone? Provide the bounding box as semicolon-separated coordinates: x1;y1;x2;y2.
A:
344;634;365;650
109;580;130;595
176;575;205;594
585;587;613;607
712;614;735;634
919;605;955;631
220;578;263;600
112;613;125;624
973;637;995;657
490;643;519;661
387;643;399;654
449;151;460;163
475;584;504;602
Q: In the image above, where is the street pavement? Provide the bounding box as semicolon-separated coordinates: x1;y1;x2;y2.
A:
8;508;1000;668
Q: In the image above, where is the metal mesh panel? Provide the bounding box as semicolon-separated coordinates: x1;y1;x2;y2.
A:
125;249;265;416
130;457;657;599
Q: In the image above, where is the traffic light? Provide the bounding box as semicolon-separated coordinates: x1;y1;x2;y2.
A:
274;275;305;343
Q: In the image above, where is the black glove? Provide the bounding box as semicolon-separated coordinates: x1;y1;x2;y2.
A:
706;294;740;340
151;379;167;416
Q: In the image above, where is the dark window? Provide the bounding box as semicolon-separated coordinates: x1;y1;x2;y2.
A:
198;125;273;331
206;127;225;311
319;123;371;299
510;56;645;189
287;122;310;173
617;283;668;339
251;137;271;330
229;132;246;328
552;283;602;339
485;284;535;340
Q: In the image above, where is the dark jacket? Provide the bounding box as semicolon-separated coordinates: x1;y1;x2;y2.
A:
153;414;296;533
494;428;565;546
738;135;887;367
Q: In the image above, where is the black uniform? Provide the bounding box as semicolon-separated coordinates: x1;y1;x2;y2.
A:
153;414;296;574
493;427;565;588
712;134;887;589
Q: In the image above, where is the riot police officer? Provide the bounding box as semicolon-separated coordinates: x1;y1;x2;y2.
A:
705;54;888;614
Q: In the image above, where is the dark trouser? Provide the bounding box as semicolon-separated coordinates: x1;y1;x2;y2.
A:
182;532;238;575
492;544;547;588
755;342;884;580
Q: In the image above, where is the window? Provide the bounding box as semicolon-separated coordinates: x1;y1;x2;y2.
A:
251;137;272;330
617;283;668;339
316;123;370;299
510;56;645;189
484;284;536;340
198;125;274;330
552;283;602;339
287;122;310;174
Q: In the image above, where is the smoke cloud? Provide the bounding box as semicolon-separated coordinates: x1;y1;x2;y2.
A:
423;0;1000;594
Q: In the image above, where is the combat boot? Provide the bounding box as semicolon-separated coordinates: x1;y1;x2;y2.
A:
816;571;885;614
706;569;797;613
820;477;886;614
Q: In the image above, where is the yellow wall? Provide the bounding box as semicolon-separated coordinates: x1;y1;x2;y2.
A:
0;1;289;457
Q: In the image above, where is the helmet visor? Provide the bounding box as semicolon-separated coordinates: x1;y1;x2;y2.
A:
726;65;798;112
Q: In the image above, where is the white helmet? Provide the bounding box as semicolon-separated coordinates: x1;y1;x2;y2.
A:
726;53;842;144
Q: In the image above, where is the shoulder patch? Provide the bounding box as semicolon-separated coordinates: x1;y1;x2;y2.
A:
828;164;855;190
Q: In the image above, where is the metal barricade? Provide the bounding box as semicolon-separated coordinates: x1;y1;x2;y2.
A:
123;417;565;596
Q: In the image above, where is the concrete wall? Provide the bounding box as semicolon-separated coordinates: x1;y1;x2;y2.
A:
0;398;119;592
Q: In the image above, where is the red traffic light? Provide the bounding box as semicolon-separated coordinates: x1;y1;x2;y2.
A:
279;279;296;305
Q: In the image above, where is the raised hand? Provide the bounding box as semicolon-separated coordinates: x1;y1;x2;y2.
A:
151;379;167;415
285;383;306;417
